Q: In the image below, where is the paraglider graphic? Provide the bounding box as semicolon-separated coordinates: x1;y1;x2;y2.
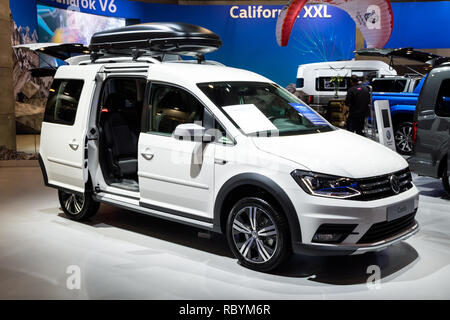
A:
276;0;394;48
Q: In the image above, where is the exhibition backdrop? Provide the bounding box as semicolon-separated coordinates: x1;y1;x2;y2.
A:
10;0;450;86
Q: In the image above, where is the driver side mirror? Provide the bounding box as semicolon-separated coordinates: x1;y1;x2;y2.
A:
173;123;215;143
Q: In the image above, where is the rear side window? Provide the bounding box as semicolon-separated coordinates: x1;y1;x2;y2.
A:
315;77;349;91
44;79;84;125
371;79;407;92
436;79;450;117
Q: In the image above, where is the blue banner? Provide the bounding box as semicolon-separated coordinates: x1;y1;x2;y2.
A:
37;0;143;18
142;3;355;86
9;0;450;86
387;1;450;49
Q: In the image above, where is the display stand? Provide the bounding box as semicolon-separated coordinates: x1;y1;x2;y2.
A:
374;100;396;151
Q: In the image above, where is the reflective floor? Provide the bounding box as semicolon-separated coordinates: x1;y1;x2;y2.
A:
0;167;449;299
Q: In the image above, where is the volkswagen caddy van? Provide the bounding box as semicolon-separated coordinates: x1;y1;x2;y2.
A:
24;23;420;272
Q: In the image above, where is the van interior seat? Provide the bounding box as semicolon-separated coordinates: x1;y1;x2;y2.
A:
102;93;138;178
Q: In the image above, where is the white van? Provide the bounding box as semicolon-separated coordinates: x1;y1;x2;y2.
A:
25;23;419;272
296;60;397;109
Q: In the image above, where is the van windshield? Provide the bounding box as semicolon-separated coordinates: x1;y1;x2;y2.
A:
198;82;334;136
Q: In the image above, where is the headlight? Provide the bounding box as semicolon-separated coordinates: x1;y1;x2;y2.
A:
291;170;361;199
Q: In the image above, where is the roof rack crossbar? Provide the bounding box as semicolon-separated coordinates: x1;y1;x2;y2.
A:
132;49;146;61
90;52;104;63
197;54;205;64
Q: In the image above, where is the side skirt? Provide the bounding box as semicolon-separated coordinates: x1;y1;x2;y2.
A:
94;193;215;231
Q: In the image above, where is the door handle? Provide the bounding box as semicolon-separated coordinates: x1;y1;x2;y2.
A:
141;148;154;160
215;159;227;165
69;139;79;151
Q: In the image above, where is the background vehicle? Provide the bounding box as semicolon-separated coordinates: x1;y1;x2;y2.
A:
371;75;423;93
371;75;425;155
357;47;449;155
408;62;450;195
296;60;396;112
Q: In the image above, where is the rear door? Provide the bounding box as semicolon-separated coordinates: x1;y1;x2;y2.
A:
40;66;99;193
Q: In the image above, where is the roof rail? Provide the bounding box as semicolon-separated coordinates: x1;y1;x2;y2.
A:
402;73;423;78
79;55;162;65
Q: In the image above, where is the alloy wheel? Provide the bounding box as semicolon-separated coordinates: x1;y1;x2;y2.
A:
231;206;278;264
395;125;413;154
61;192;85;215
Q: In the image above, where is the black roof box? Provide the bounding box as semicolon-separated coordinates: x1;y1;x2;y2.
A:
89;22;222;57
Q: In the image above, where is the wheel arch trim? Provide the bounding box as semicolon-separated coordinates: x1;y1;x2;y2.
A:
213;173;302;246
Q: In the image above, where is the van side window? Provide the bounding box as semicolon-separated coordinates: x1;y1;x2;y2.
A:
149;84;204;135
316;77;349;91
436;79;450;117
44;79;84;125
214;121;234;145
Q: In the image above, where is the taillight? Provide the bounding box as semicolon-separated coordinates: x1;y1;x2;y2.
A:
304;95;313;104
412;122;418;143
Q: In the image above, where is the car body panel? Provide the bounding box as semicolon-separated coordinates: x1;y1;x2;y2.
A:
251;129;408;178
138;131;216;220
409;65;450;178
39;64;102;193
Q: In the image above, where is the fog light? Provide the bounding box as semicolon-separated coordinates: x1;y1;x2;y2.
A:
312;224;357;244
313;233;342;243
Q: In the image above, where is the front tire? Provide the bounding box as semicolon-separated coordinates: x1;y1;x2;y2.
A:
58;189;100;221
226;197;291;272
394;122;413;155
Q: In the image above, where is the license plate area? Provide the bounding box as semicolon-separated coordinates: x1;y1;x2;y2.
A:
387;199;415;222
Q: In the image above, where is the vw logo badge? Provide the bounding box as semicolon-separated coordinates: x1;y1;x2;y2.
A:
389;175;400;194
386;130;391;140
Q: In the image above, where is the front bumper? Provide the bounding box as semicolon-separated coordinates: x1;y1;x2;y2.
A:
288;184;420;256
408;154;440;178
293;220;419;256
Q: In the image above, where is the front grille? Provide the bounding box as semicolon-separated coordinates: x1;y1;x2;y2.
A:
354;168;413;201
357;211;417;244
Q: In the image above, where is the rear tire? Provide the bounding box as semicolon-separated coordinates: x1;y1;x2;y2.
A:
442;165;450;196
226;197;291;272
58;189;100;221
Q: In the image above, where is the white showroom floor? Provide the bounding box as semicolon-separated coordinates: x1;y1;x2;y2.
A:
0;166;449;299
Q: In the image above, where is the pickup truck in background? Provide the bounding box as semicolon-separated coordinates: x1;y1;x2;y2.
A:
371;75;425;155
356;47;449;155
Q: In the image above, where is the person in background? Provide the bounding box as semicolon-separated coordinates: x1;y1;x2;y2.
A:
362;76;370;86
345;75;371;136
